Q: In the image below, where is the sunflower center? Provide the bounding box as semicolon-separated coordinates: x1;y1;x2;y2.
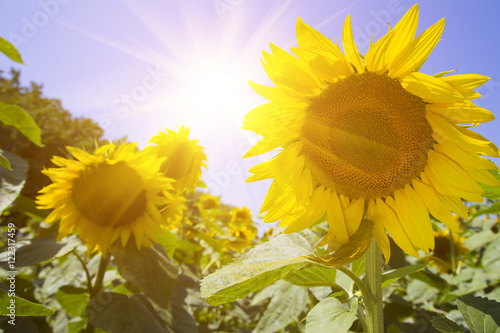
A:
301;72;432;198
71;161;147;227
160;142;193;180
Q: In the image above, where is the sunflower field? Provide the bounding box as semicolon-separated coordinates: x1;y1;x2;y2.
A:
2;3;500;333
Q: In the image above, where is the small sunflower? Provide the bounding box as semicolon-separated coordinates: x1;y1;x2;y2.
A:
36;143;180;256
230;206;252;225
244;4;499;261
199;193;220;210
147;126;207;193
421;229;467;273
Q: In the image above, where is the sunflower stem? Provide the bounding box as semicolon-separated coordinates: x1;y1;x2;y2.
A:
365;238;383;333
449;228;457;274
73;251;93;295
86;254;110;333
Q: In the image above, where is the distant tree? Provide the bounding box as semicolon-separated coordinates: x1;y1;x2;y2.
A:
0;69;120;198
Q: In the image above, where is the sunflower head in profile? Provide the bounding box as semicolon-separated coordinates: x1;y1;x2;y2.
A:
147;126;207;193
421;228;467;273
36;143;181;256
224;206;257;252
244;4;499;262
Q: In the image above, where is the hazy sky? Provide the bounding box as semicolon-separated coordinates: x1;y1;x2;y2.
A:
1;0;499;231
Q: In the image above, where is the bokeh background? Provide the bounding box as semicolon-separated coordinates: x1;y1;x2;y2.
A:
1;0;499;232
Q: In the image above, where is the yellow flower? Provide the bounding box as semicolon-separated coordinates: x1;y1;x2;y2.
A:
226;223;258;253
147;126;207;193
244;4;499;261
36;143;181;256
199;193;220;210
421;229;467;273
230;206;252;225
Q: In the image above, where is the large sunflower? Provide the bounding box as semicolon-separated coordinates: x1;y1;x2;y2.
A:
37;143;181;256
244;4;499;261
147;126;207;193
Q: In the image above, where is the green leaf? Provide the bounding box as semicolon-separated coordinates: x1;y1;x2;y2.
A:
0;288;54;316
56;285;90;317
351;255;365;276
0;150;11;170
285;265;337;287
254;281;309;333
464;230;499;251
201;220;373;306
482;235;500;280
0;228;80;267
480;170;500;200
68;318;87;333
431;316;464;333
111;241;178;309
458;295;500;333
381;263;428;289
473;201;500;217
0;36;25;64
155;229;179;258
9;195;50;221
305;296;358;333
0;101;41;146
86;292;169;333
0;151;28;214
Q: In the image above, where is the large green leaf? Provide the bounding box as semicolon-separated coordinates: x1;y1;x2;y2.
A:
154;229;179;258
0;289;54;316
458;295;500;333
0;36;24;64
0;101;41;146
0;151;28;214
0;228;80;268
284;264;337;288
480;170;500;200
201;220;373;306
56;285;90;317
86;292;169;333
381;263;428;289
111;240;178;309
431;316;464;333
253;280;310;333
305;297;358;333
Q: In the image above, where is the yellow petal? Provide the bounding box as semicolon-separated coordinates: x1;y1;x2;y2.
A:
401;72;464;103
426;102;494;124
285;186;330;233
326;191;349;245
383;4;419;66
295;17;353;75
343;198;365;237
412;178;459;233
376;197;418;257
342;14;365;73
368;199;390;264
389;18;445;78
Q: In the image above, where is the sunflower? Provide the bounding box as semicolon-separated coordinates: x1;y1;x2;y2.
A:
229;206;252;225
421;228;467;273
225;207;257;252
147;126;207;193
244;4;499;261
36;143;181;256
199;193;220;211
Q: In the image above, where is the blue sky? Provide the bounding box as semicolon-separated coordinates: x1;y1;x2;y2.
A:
1;0;499;231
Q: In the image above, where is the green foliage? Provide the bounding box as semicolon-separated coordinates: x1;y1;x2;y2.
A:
111;241;178;309
431;316;464;333
252;280;310;333
201;220;373;306
0;151;28;214
0;101;41;147
0;69;109;197
305;297;358;333
0;289;54;316
55;286;90;317
480;170;500;200
0;36;24;64
382;263;428;289
457;295;500;333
